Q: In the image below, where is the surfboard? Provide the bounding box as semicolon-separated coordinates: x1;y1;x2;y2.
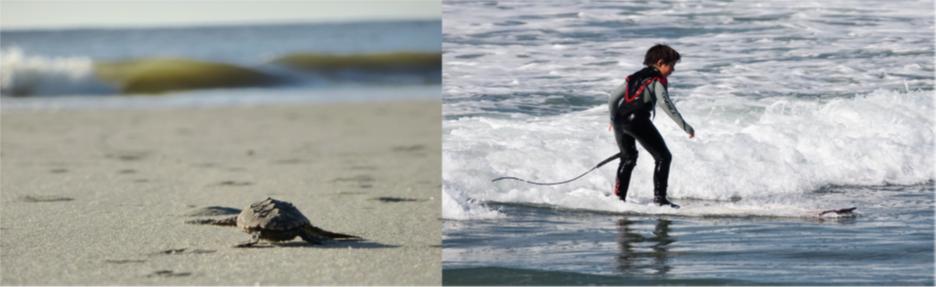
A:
806;207;856;216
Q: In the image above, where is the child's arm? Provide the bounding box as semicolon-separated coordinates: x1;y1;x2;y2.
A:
650;81;695;136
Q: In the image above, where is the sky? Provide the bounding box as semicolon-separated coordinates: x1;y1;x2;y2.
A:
0;1;440;30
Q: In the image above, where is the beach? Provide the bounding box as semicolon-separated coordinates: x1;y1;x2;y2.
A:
1;100;442;285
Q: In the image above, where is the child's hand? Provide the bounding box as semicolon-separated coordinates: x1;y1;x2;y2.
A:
688;132;695;139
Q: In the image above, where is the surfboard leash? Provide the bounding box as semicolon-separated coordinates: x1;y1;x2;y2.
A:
491;153;621;186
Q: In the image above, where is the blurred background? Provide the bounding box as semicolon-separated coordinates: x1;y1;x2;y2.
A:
1;1;441;109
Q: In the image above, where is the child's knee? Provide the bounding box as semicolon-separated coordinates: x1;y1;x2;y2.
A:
621;152;639;165
657;151;672;163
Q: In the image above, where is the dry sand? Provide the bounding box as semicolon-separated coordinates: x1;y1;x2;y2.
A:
0;100;441;285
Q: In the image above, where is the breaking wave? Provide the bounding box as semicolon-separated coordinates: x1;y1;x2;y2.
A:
442;89;935;220
1;48;442;96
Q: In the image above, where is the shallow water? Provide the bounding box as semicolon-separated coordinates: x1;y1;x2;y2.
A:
443;183;934;285
0;84;441;112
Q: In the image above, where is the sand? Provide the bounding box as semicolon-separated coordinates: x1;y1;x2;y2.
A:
0;100;441;285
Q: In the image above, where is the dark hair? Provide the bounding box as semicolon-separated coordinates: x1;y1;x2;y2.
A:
643;44;681;67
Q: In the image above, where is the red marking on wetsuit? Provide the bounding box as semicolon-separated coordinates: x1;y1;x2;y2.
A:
614;179;621;196
623;77;634;103
624;77;665;103
626;85;646;103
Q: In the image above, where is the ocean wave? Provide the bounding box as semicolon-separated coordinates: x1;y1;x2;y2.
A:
441;89;934;220
1;48;277;96
95;58;277;95
441;0;934;119
269;52;442;85
443;179;503;220
0;47;116;96
1;49;442;96
270;52;441;71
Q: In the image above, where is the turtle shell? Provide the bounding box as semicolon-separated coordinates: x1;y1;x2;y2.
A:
236;198;311;232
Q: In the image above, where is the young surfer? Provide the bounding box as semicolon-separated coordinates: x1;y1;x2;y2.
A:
607;44;695;208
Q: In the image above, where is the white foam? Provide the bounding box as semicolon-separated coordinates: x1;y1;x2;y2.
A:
442;0;934;117
441;0;934;219
0;48;117;97
442;90;934;219
442;180;503;220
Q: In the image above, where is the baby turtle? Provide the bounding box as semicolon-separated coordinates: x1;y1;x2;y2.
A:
186;197;362;247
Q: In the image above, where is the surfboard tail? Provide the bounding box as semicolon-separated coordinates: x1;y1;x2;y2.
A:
806;207;856;216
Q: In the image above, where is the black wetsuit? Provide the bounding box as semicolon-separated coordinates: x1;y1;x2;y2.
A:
608;67;694;204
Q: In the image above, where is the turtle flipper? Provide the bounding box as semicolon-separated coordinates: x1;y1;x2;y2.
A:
185;216;237;226
304;224;363;241
234;231;262;248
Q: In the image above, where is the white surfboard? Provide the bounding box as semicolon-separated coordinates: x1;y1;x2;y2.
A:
806;207;856;216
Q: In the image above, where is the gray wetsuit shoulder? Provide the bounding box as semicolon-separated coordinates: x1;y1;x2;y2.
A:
607;71;694;135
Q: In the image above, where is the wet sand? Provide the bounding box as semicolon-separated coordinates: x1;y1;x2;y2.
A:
0;100;441;285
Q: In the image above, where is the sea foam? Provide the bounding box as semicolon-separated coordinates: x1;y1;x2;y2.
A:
1;48;116;96
442;89;934;219
441;0;933;220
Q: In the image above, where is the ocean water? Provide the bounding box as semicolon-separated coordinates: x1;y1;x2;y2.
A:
1;20;441;110
441;0;935;285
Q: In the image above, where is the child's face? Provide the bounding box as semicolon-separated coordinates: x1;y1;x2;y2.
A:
655;60;676;77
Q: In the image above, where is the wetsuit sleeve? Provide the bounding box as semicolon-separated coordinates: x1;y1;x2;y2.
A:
650;81;695;135
608;81;628;121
